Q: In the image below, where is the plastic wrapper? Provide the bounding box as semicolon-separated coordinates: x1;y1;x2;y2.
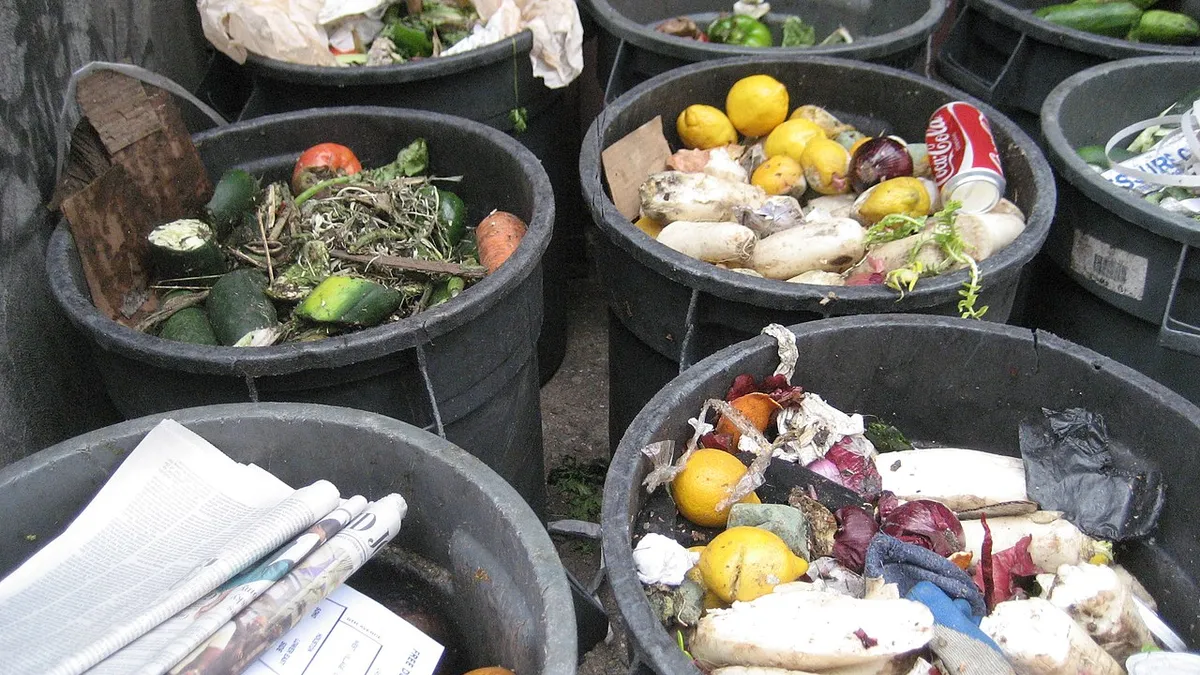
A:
1019;408;1165;540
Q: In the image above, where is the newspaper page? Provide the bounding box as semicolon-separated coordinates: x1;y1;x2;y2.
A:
89;496;370;675
244;584;444;675
170;495;408;675
0;419;341;675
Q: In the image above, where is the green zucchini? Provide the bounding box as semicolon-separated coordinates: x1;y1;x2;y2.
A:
1127;10;1200;43
206;269;278;346
294;276;403;326
1076;144;1109;166
1034;2;1143;37
428;276;465;308
158;307;219;345
1074;0;1157;11
205;169;260;239
437;190;468;246
147;219;227;281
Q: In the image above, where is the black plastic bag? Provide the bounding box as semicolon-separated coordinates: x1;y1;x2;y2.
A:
1019;407;1165;541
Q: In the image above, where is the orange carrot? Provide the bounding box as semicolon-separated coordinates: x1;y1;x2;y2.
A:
475;210;527;274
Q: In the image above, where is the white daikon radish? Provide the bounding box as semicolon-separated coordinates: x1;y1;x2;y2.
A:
728;267;765;278
640;171;767;223
804;194;858;220
749;217;865;280
1046;563;1156;663
705;146;750;184
690;590;933;673
656;221;757;264
980;598;1124;675
787;270;846;286
712;668;820;675
848;232;945;277
736;195;806;237
876;448;1032;517
961;512;1110;572
954;212;1026;261
989;197;1025;221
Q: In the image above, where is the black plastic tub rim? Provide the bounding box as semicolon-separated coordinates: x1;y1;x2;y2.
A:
582;0;948;63
243;29;539;86
967;0;1200;59
48;106;554;377
599;313;1200;675
580;54;1056;314
1041;55;1200;249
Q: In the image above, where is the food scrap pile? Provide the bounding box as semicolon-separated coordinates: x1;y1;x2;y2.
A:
1033;0;1199;45
141;140;527;347
655;0;853;48
633;328;1174;674
626;74;1026;317
1078;86;1200;220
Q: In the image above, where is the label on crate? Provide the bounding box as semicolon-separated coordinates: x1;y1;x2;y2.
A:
1070;230;1149;301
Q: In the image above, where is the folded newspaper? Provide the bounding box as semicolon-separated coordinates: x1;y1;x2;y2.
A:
0;419;437;675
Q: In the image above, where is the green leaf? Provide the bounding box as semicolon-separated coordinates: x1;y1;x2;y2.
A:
510;107;528;133
865;213;926;246
781;16;816;47
396;138;429;176
865;421;913;453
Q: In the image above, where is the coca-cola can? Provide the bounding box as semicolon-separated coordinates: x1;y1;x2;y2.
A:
925;101;1006;214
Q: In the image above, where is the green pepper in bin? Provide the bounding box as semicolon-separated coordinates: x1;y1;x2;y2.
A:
391;23;434;57
707;15;773;47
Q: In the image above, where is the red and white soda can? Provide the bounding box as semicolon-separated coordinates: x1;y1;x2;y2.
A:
925;102;1006;214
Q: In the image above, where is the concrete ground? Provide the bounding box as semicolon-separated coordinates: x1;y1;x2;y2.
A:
540;266;632;674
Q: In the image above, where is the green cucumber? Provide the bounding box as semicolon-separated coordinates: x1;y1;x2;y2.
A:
1127;10;1200;43
1076;144;1110;166
427;276;465;308
1034;2;1143;37
294;276;403;326
206;269;278;346
437;190;467;246
1075;0;1158;11
205;169;260;239
158;307;219;345
147;219;227;281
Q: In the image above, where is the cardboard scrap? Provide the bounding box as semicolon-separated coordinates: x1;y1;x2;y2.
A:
56;71;214;326
601;115;671;222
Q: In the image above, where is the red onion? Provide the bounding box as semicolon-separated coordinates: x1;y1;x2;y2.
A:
806;458;844;486
849;137;914;193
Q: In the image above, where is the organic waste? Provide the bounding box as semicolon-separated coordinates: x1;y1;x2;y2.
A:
1077;85;1200;220
328;0;482;65
1033;0;1200;44
654;0;852;47
626;73;1028;319
139;139;527;347
631;326;1176;674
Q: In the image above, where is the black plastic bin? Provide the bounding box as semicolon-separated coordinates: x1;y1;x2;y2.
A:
237;30;583;382
0;403;577;674
581;0;947;103
46;107;552;516
579;55;1056;451
601;314;1200;674
937;0;1200;135
1025;55;1200;405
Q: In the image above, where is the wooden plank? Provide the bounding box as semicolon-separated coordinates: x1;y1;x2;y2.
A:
75;70;161;154
59;164;155;325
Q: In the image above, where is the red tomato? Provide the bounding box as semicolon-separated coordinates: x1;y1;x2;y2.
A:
291;143;363;193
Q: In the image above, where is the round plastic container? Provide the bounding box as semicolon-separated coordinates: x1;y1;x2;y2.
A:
1029;55;1200;406
0;403;577;674
46;107;553;514
581;0;947;102
238;30;582;381
602;314;1200;674
579;54;1056;450
937;0;1200;134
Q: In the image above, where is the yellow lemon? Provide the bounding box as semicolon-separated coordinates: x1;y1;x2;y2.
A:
762;118;825;162
633;214;664;238
856;176;933;224
799;137;852;195
676;104;738;150
788;104;855;137
750;155;806;196
671;448;761;528
699;526;809;603
725;75;789;138
849;135;872;156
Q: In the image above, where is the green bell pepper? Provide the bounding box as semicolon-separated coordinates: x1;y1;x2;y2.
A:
706;15;773;47
390;23;434;57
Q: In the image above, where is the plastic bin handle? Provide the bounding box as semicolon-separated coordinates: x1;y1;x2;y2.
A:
937;7;1029;101
1158;243;1200;356
54;61;229;186
603;39;632;105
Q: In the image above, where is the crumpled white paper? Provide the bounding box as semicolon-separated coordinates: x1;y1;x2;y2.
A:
632;533;700;586
197;0;583;87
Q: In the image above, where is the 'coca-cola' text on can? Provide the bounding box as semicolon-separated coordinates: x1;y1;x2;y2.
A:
925;102;1006;214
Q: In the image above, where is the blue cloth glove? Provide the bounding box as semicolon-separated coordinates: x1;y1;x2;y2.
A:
864;533;987;616
906;581;1015;675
